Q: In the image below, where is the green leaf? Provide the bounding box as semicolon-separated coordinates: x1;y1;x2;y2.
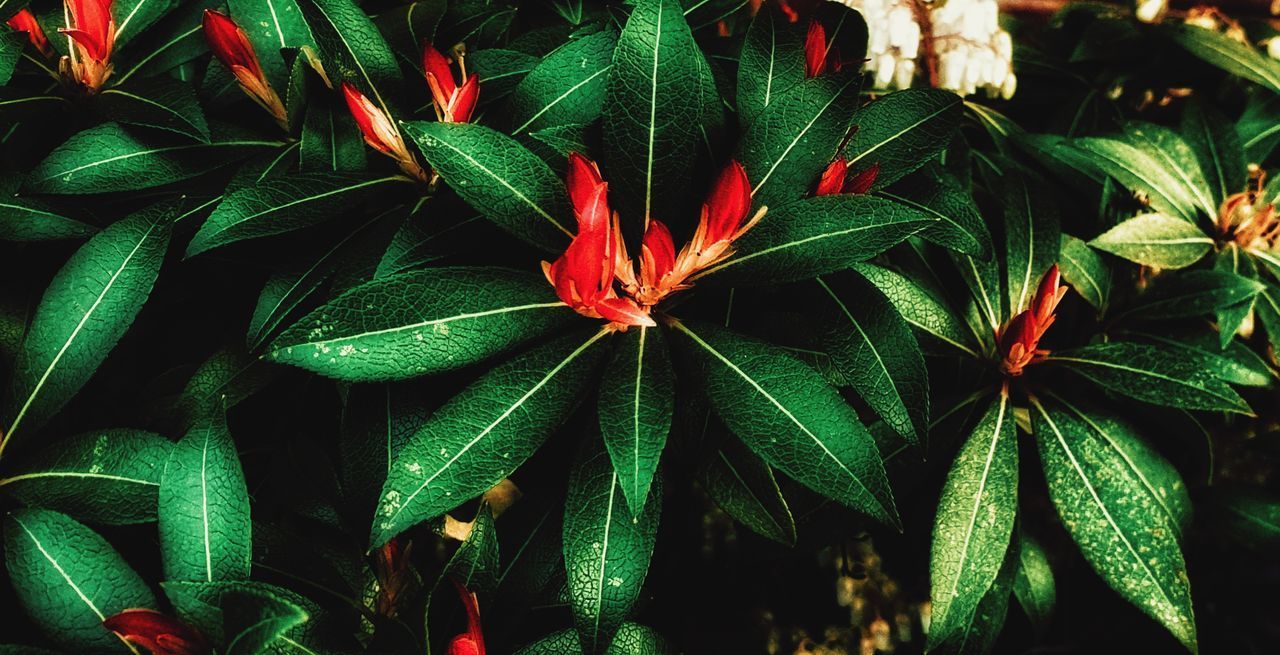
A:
1208;488;1280;548
846;88;963;191
0;31;20;86
1212;245;1256;347
338;382;427;524
738;74;859;209
269;267;576;381
445;503;501;593
1030;397;1198;652
513;623;676;655
1237;93;1280;164
403;121;573;251
298;0;403;118
696;194;934;285
177;347;277;431
113;0;177;48
929;538;1018;655
1002;168;1061;316
1058;233;1111;313
602;0;706;222
928;393;1018;647
1127;331;1273;389
1165;22;1280;94
97;77;210;142
299;99;367;172
0;189;98;242
111;0;217;85
1048;342;1253;415
598;326;674;516
815;271;929;445
735;5;805;127
701;434;796;546
1125;270;1264;320
372;328;609;546
1011;532;1056;638
228;0;313;89
1255;281;1280;359
876;163;992;258
0;429;171;525
2;201;174;446
26;123;277;195
850;263;980;358
187;172;408;256
161;580;319;648
1182;101;1244;204
222;586;310;655
563;437;662;655
158;412;253;583
509;29;616;136
468;48;540;101
670;319;898;526
1089;213;1214;270
1072;138;1203;224
1119;121;1217;219
4;509;156;652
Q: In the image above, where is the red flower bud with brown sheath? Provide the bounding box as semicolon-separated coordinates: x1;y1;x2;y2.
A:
59;0;115;91
423;43;479;124
7;9;55;59
342;82;430;183
202;10;288;129
103;609;211;655
998;265;1068;376
815;157;880;196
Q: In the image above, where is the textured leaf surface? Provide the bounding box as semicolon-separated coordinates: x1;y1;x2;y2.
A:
1012;532;1056;638
846;88;963;191
1058;234;1111;313
930;540;1017;655
1126;270;1263;320
229;0;313;88
928;393;1018;646
1031;398;1197;651
1166;22;1280;94
1002;169;1061;315
1089;213;1213;269
563;438;661;655
702;434;795;546
1120;121;1217;219
1182;102;1244;205
0;190;98;242
1072;138;1202;223
851;263;979;357
222;586;309;655
161;580;318;649
0;429;171;525
298;0;403;117
815;271;928;444
158;413;253;582
598;326;674;516
98;77;211;142
735;6;804;127
513;623;676;655
877;164;992;258
269;267;576;381
3;201;174;445
510;30;616;136
1049;342;1252;414
404;121;572;251
671;320;898;526
4;509;156;652
373;329;609;546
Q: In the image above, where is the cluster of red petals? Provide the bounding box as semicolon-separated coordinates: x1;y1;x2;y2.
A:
544;155;760;328
202;10;288;127
815;157;879;196
341;82;430;182
804;20;842;78
999;265;1068;377
423;43;479;124
7;10;53;58
103;609;211;655
59;0;115;90
445;580;486;655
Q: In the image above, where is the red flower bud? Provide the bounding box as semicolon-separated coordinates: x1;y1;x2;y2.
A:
423;43;479;123
7;9;53;58
446;580;486;655
816;157;848;196
641;220;677;285
103;609;211;655
845;162;880;195
701;160;752;246
999;265;1067;376
203;10;287;127
804;20;826;78
58;0;115;89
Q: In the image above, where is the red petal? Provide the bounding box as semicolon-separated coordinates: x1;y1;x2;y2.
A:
202;10;263;80
422;43;457;98
7;10;49;53
341;82;392;154
596;297;657;327
566;153;605;219
561;183;612;304
702;160;752;244
804;20;826;78
66;0;113;60
103;609;211;655
641;220;676;281
815;158;847;196
844;163;880;195
450;580;485;655
446;636;482;655
451;74;479;123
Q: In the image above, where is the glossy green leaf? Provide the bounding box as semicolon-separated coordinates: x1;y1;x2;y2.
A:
930;538;1017;655
598;326;674;516
97;77;211;142
228;0;313;89
1058;233;1111;313
158;412;253;582
928;393;1018;647
299;99;367;172
1255;281;1280;359
186;172;408;256
1030;397;1197;651
1049;342;1252;414
1127;331;1272;388
701;434;795;546
1002;168;1061;316
815;271;929;444
468;48;540;101
1011;532;1056;638
563;437;661;655
1072;138;1203;223
162;580;320;650
403;121;573;251
697;194;935;285
112;0;177;47
222;586;310;655
877;163;992;258
445;503;500;594
1125;270;1264;320
0;188;98;242
0;31;20;85
2;201;174;446
1120;121;1217;219
851;263;980;358
1165;22;1280;94
514;623;676;655
602;0;706;222
1182;101;1244;204
510;29;616;136
735;5;805;126
846;88;963;191
0;429;171;525
671;320;898;526
4;509;156;652
111;0;217;85
298;0;403;118
738;74;859;209
1089;213;1213;269
177;347;277;431
269;267;576;381
1237;93;1280;164
26;123;277;195
372;328;609;546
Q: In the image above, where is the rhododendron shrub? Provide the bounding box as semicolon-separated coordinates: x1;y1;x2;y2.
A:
0;1;1277;654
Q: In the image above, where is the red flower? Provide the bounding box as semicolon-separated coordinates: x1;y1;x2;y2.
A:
58;0;115;90
999;265;1068;376
342;82;430;182
103;609;211;655
202;10;287;128
805;20;827;78
815;157;879;196
423;43;479;123
543;154;654;328
445;580;485;655
7;9;53;58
